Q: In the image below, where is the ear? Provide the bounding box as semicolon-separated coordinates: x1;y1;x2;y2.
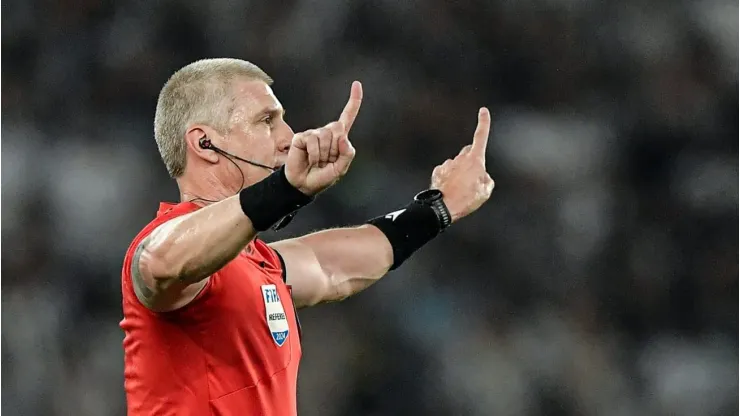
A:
185;126;219;164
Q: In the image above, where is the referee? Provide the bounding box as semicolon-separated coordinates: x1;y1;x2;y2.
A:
120;58;494;416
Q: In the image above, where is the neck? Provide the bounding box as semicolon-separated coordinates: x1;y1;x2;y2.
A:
178;172;235;207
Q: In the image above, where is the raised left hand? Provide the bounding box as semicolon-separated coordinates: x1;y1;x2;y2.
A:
430;107;495;222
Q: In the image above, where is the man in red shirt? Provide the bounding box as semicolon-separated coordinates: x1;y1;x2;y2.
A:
120;58;494;415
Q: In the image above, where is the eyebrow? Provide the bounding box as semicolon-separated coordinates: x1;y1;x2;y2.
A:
257;107;285;119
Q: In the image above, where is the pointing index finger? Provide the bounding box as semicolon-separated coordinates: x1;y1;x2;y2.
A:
339;81;363;133
471;107;491;160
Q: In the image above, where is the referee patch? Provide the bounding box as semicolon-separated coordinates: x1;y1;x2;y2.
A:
261;284;290;347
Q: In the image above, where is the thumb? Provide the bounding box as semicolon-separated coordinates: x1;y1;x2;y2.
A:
334;135;356;174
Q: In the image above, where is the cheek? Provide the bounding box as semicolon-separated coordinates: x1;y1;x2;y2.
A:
234;126;271;152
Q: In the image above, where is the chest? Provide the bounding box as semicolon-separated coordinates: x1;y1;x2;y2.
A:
196;251;302;394
211;250;300;342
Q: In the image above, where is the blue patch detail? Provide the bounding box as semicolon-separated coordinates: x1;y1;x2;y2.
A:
272;330;289;346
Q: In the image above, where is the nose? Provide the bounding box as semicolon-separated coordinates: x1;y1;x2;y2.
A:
277;123;294;154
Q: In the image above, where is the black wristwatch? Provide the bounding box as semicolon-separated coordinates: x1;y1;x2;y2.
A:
414;189;452;231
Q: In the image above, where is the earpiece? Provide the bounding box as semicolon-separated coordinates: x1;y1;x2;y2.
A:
199;137;212;150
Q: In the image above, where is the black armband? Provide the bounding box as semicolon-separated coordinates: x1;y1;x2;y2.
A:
239;166;314;231
368;190;452;270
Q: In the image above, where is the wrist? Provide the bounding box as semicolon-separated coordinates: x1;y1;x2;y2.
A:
414;189;452;230
367;189;452;270
276;166;313;197
239;166;314;231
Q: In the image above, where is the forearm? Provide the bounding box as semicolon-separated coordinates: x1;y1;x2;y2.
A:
310;224;392;283
277;194;449;307
276;225;394;305
142;195;257;283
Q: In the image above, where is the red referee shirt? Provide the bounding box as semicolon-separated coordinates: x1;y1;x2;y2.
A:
120;202;302;416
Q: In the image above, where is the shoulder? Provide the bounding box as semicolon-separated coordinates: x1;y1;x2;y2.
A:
122;203;200;284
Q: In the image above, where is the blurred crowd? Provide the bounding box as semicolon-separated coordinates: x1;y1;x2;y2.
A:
2;0;738;415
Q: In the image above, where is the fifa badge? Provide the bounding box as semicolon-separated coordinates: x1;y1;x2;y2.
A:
261;284;290;347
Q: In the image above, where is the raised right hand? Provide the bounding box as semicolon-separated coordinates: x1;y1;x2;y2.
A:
285;81;363;196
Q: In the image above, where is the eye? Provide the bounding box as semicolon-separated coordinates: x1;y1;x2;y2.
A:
263;115;274;126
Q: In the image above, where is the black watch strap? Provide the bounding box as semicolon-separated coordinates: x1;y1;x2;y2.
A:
432;199;452;230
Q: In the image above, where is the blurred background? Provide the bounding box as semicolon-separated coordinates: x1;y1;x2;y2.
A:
2;0;738;415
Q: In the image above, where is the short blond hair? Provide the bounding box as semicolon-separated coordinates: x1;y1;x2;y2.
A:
154;58;273;177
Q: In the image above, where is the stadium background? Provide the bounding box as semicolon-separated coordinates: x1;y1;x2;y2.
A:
2;1;738;415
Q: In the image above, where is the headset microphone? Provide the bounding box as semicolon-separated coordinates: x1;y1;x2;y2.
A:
199;137;276;172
